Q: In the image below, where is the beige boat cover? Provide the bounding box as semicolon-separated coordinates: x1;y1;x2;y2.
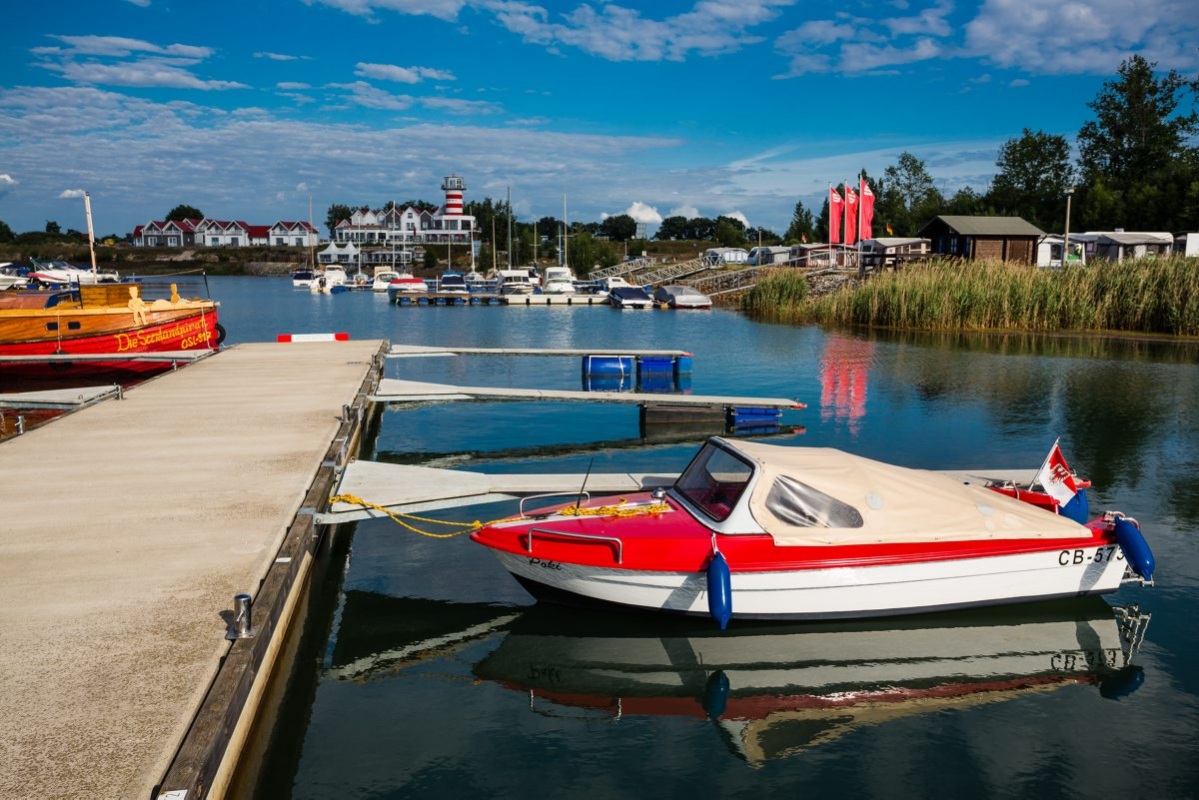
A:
732;441;1092;547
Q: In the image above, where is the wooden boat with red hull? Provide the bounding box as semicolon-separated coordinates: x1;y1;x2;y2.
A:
471;438;1156;626
0;283;222;381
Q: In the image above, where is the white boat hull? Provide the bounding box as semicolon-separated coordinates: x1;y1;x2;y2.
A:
492;545;1130;620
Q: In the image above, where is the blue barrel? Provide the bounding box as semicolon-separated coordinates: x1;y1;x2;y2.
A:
1113;517;1155;581
582;355;635;377
728;407;782;427
674;355;693;375
583;374;633;393
637;356;675;377
707;551;732;630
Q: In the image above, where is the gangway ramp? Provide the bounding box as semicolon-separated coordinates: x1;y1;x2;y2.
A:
371;378;802;411
321;461;674;523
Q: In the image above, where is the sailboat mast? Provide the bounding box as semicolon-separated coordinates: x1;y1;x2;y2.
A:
84;192;98;275
562;193;568;269
506;185;513;269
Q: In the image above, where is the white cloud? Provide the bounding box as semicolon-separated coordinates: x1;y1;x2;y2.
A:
624;201;662;224
669;205;700;219
307;0;468;22
355;62;457;83
59;188;87;198
45;35;212;59
332;81;415;110
723;210;751;228
964;0;1199;73
34;35;246;90
419;96;501;114
255;51;310;61
0;174;17;186
277;82;311;90
484;0;798;62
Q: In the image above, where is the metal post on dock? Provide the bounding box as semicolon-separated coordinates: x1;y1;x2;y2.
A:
228;593;253;639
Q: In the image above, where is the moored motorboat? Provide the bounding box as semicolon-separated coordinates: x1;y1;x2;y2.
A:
437;271;470;294
0;263;30;291
27;258;120;287
496;269;535;295
386;273;430;302
608;285;654;309
541;266;577;295
471;438;1155;626
372;269;400;292
291;267;317;289
310;266;349;294
654;284;712;309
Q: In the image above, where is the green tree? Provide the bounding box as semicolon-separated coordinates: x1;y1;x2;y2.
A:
568;231;617;276
1076;55;1199;230
326;203;353;236
600;213;637;242
988;129;1075;230
166;204;204;222
45;220;61;236
422;247;438;271
944;186;990;216
655;215;689;240
0;219;14;242
713;216;747;247
876;152;943;236
784;200;815;243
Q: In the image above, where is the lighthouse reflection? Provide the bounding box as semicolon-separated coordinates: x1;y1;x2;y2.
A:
471;599;1149;765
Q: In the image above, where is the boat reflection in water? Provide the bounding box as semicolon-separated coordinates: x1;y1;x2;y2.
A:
472;598;1150;764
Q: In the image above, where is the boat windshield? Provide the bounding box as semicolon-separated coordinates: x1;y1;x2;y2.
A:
674;443;754;522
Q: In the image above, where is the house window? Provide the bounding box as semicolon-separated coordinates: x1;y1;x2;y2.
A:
295;238;303;246
168;237;178;246
210;237;220;246
230;237;240;246
276;237;285;246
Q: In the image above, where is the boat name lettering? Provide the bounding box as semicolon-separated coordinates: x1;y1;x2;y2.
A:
1049;648;1121;671
527;557;563;571
114;318;210;352
1057;546;1122;567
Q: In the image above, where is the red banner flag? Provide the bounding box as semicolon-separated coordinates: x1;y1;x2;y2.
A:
859;178;875;240
828;186;842;244
845;186;857;245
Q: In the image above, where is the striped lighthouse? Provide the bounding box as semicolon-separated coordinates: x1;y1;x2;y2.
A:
442;175;465;216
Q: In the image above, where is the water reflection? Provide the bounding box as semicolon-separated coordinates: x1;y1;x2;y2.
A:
472;600;1149;765
819;334;873;435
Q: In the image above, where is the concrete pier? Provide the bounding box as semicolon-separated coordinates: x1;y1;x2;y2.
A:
0;340;385;799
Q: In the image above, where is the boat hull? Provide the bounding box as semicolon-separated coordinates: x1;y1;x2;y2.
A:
488;541;1129;621
0;305;220;379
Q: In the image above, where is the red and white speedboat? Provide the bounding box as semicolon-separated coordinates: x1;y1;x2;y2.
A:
471;438;1155;626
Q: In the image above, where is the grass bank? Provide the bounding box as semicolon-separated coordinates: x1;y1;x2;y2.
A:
744;257;1199;337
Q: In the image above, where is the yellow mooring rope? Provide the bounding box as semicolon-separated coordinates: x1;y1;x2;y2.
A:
328;493;670;538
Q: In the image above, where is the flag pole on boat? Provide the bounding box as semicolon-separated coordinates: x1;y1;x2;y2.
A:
84;191;98;277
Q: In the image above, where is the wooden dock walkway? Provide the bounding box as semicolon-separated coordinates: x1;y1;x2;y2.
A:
0;339;385;799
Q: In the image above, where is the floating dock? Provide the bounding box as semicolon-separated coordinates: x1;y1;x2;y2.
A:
391;292;613;306
0;340;385;799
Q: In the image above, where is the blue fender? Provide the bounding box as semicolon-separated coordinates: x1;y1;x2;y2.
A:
1113;517;1155;581
707;551;733;630
1059;489;1090;525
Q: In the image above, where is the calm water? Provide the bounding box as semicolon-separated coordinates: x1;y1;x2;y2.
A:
206;277;1197;798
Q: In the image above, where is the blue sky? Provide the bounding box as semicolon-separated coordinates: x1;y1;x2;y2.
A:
2;0;1196;237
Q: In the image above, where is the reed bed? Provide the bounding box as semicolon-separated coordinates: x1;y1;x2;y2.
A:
745;256;1199;336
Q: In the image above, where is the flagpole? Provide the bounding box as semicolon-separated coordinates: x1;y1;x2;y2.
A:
1032;436;1061;488
857;172;864;278
842;180;849;268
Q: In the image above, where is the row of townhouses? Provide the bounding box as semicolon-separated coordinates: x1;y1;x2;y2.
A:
132;177;477;252
132;219;319;248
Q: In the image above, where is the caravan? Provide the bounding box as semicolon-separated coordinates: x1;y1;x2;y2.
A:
746;246;792;266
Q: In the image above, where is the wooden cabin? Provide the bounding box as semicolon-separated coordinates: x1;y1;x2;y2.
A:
918;216;1044;264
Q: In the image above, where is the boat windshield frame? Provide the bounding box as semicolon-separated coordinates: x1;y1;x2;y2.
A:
672;439;758;524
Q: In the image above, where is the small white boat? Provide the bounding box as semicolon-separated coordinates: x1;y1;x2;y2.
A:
27;259;120;286
372;269;400;292
310;266;349;294
291;267;317;289
386;273;429;302
541;266;577;295
654;284;712;309
472;438;1156;626
0;263;30;291
438;271;469;294
496;269;535;295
